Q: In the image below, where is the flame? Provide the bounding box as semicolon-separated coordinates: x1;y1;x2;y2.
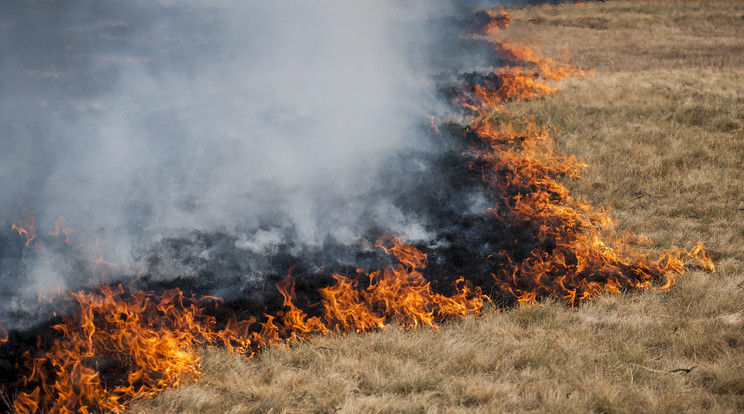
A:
12;285;255;413
275;272;329;341
429;116;440;135
11;215;36;247
13;389;39;414
10;238;486;413
318;236;485;332
320;274;386;332
452;11;712;307
483;10;511;35
48;214;75;244
91;257;120;279
473;9;511;35
6;8;715;412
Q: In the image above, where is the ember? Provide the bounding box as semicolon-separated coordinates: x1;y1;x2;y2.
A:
0;4;714;414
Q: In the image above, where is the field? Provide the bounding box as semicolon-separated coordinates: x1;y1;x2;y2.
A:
128;1;744;412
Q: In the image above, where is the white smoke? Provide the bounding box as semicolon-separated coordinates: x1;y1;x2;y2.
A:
0;0;501;322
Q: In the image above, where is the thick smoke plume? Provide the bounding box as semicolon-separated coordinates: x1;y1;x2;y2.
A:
0;0;500;326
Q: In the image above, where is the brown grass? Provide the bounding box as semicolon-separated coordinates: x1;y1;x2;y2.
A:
128;1;744;412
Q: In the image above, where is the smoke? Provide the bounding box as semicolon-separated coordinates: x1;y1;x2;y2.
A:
0;0;503;326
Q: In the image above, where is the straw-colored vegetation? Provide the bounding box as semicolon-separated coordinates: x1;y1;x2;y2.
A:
128;1;744;412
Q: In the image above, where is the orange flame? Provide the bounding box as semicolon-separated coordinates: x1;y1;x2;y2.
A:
474;9;511;36
91;257;119;279
275;272;329;341
48;215;74;244
47;214;68;236
11;215;36;247
12;238;486;413
12;285;253;413
429;116;440;135
453;10;713;308
483;10;511;35
320;274;386;332
13;388;40;414
321;236;484;331
8;8;715;412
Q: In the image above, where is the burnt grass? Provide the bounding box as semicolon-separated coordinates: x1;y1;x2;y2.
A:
0;10;668;409
0;107;566;408
0;65;653;408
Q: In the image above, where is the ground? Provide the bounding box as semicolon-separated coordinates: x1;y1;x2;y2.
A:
128;1;744;412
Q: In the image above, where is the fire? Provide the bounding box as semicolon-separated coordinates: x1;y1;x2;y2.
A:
429;116;440;135
9;238;484;413
320;274;386;332
11;215;36;247
3;7;715;413
48;214;73;244
12;286;216;413
451;11;713;307
473;9;511;35
91;256;120;279
274;271;329;341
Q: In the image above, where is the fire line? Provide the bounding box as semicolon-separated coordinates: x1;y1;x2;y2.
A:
1;8;714;414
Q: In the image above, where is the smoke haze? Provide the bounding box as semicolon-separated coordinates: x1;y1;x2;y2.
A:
0;0;501;326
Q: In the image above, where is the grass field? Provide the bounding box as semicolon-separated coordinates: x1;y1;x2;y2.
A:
128;1;744;412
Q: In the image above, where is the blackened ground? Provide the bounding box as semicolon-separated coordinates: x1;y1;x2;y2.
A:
1;2;600;409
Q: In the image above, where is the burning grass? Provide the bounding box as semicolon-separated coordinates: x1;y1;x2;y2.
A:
127;1;743;412
3;0;743;412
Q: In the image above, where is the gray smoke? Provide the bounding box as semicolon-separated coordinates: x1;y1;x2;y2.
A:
0;0;501;326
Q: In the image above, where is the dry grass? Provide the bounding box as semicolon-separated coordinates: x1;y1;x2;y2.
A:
128;1;744;413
